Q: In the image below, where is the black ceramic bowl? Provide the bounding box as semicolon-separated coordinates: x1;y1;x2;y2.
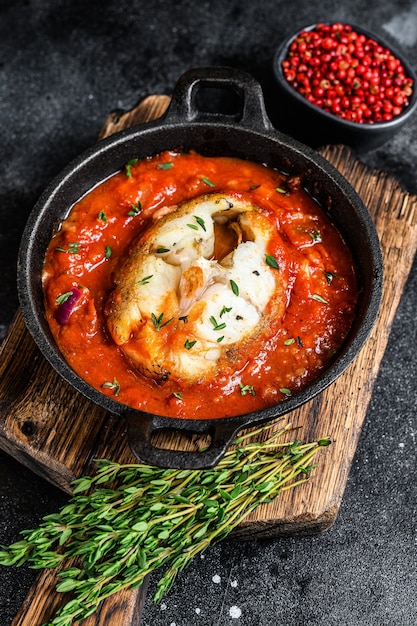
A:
17;66;383;469
273;23;417;152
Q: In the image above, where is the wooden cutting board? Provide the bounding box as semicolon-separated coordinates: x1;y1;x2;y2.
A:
1;94;417;626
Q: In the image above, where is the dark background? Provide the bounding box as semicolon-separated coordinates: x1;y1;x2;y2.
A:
1;1;416;625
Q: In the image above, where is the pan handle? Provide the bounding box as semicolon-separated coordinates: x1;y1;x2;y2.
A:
125;410;241;469
163;66;273;132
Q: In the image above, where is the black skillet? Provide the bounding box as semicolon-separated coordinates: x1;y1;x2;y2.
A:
17;66;383;469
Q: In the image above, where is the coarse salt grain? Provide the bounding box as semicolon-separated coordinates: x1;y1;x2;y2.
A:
229;605;242;618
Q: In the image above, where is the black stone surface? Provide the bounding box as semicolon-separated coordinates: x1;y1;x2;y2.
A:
0;2;416;625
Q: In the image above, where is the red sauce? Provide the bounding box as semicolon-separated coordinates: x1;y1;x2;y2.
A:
42;151;358;419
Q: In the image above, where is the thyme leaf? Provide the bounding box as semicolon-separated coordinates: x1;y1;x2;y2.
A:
137;275;153;286
194;215;206;231
308;228;322;243
125;158;138;177
128;202;142;216
151;312;174;332
311;294;329;304
324;271;338;284
209;316;226;331
230;279;239;296
239;383;256;396
56;291;73;306
265;254;280;270
56;242;81;255
101;378;121;396
219;305;232;318
201;176;215;187
68;242;81;255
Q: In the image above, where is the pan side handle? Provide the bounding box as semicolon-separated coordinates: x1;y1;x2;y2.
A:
124;410;241;469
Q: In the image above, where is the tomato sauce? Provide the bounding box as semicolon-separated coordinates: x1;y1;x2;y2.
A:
42;151;358;419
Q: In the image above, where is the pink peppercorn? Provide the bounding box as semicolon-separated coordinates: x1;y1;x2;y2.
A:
281;23;414;124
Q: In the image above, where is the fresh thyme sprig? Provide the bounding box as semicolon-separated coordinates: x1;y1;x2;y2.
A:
0;422;330;626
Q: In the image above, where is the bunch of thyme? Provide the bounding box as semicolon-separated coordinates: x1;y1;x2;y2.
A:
0;422;330;626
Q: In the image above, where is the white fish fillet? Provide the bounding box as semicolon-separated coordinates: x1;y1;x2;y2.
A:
105;192;286;383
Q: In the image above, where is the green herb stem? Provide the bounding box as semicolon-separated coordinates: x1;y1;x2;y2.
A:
0;422;330;626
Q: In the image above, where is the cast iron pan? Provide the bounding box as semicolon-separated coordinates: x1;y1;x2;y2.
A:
17;67;383;469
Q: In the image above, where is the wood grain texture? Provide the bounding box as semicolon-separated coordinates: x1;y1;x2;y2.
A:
1;94;416;625
11;560;148;626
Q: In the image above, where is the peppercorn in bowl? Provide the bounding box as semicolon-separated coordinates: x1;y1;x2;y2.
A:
273;22;417;151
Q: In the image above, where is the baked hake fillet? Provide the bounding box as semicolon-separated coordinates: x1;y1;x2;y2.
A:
105;192;287;384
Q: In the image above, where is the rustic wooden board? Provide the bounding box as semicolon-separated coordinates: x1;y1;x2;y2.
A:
1;94;417;625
